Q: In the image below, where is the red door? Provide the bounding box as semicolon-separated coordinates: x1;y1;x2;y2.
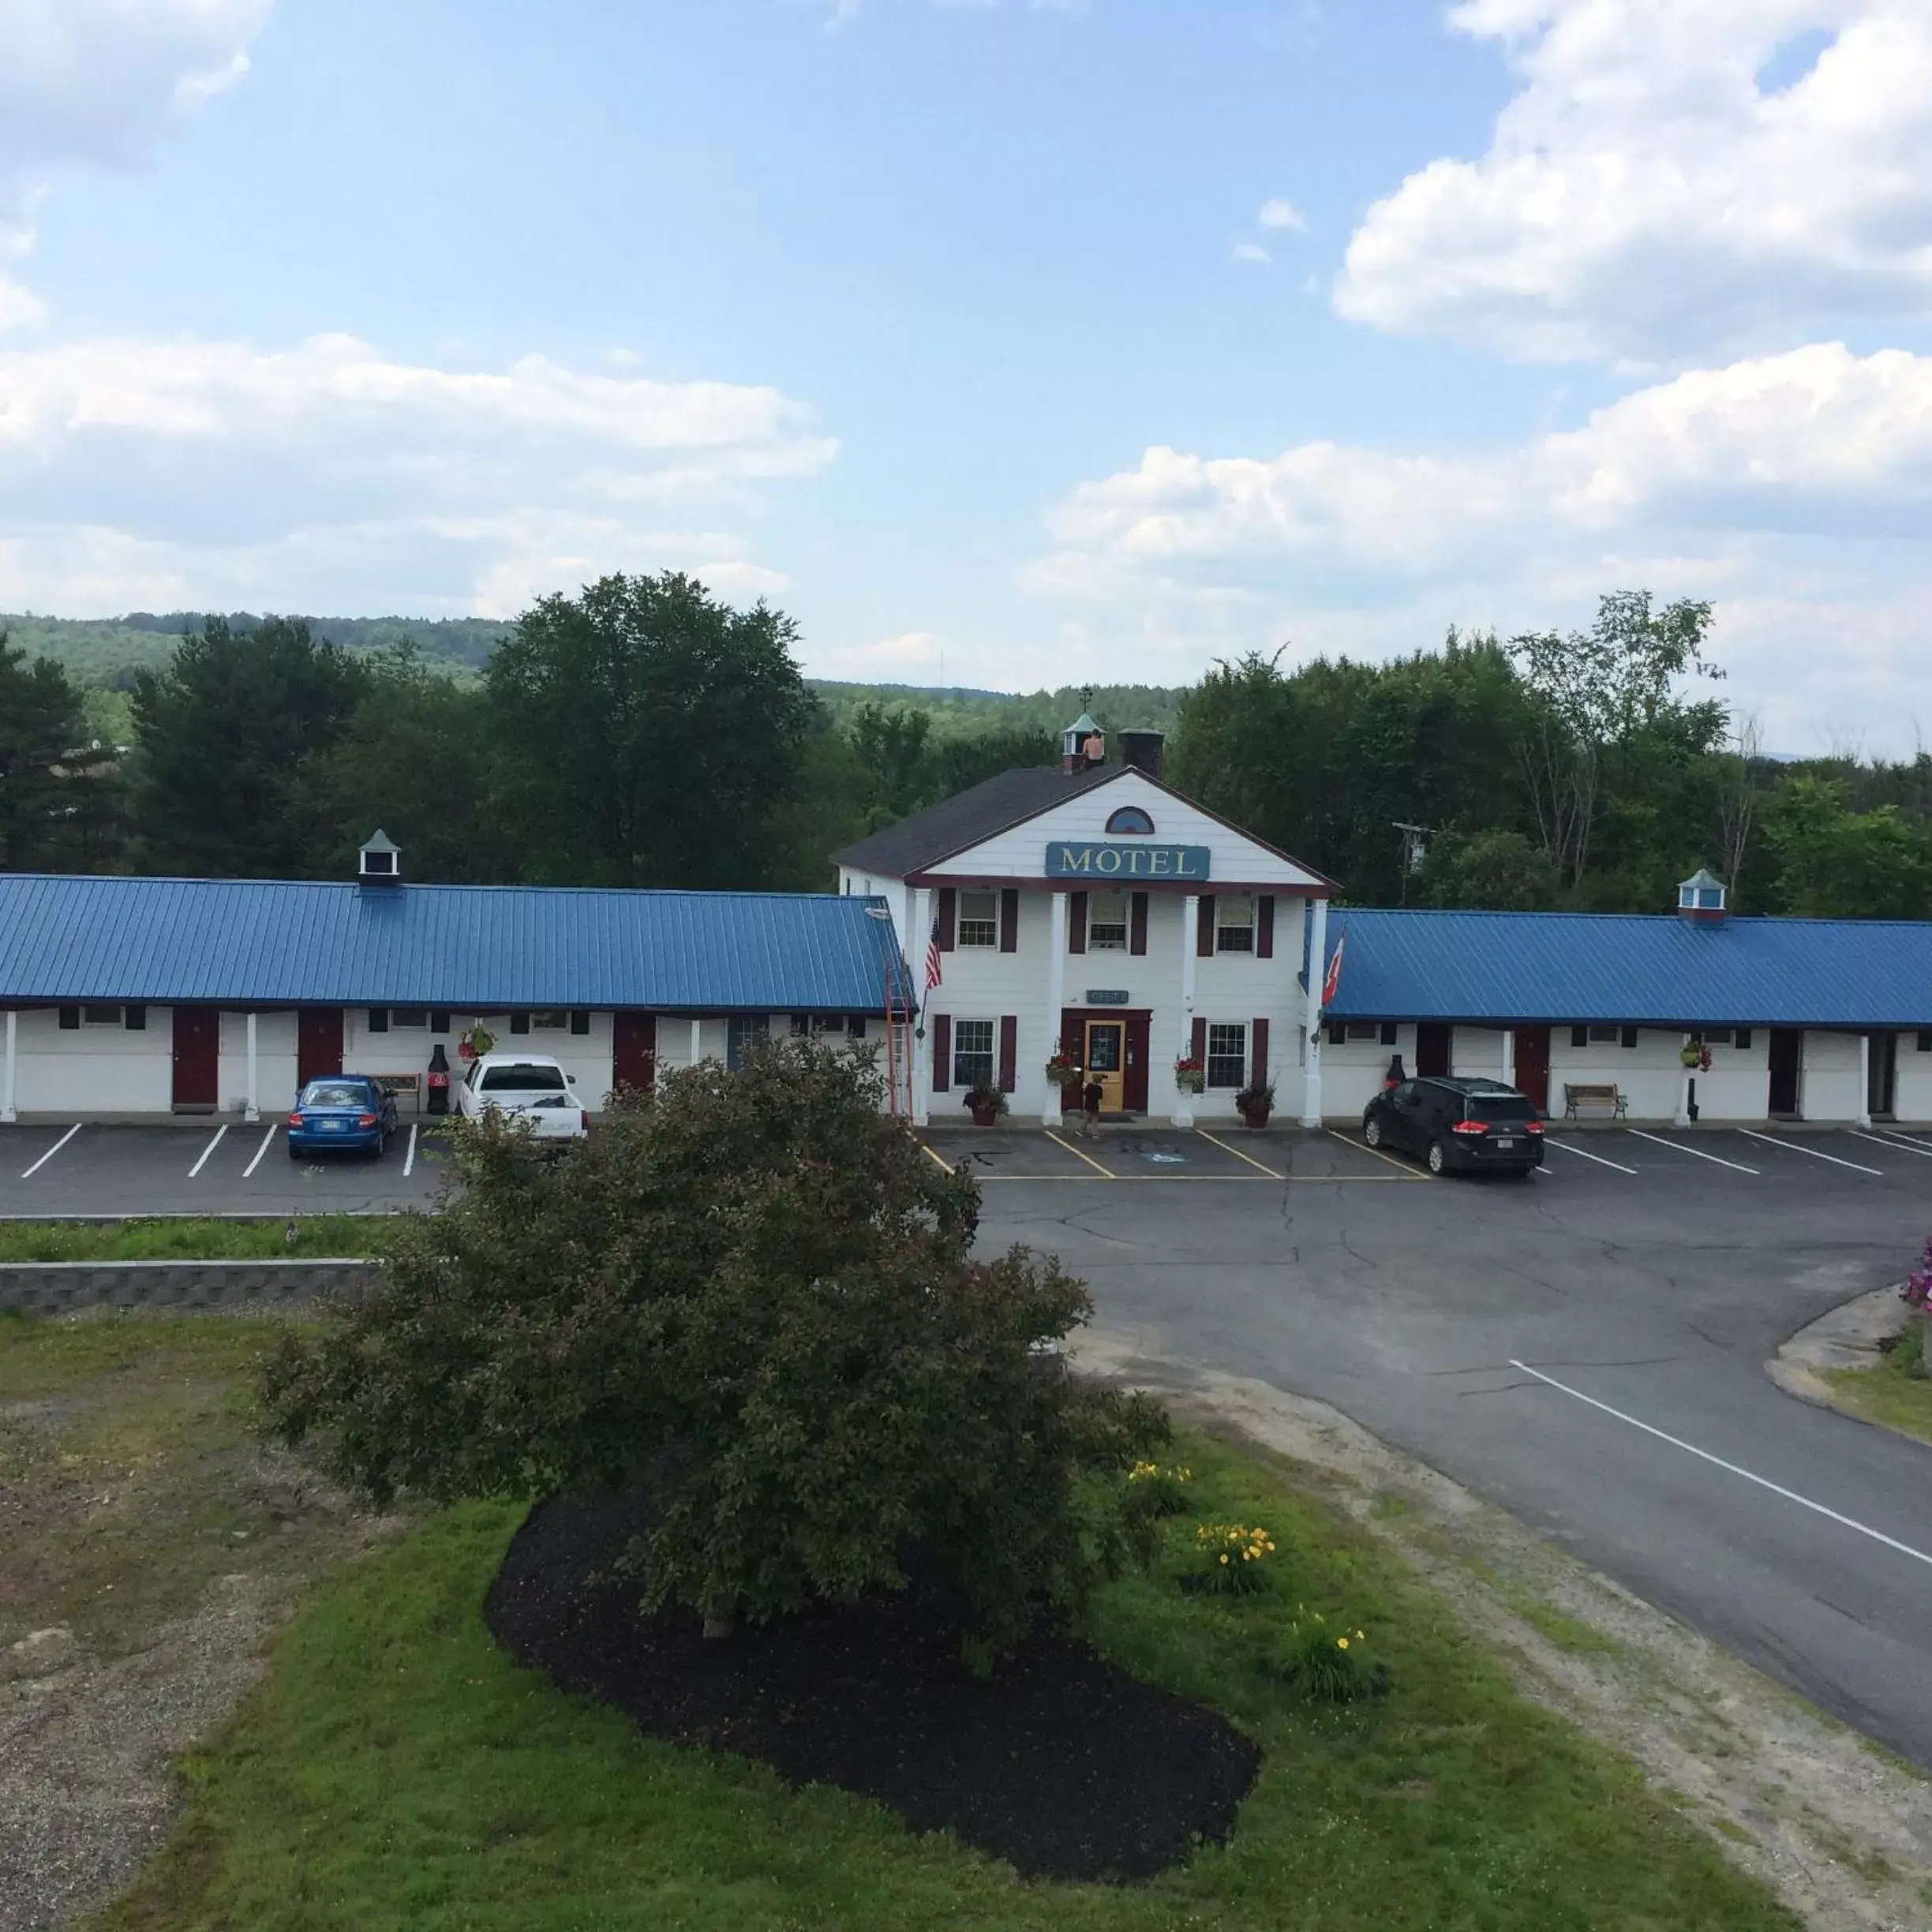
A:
1513;1025;1551;1114
171;1006;219;1110
297;1009;343;1089
613;1012;657;1094
1416;1023;1451;1078
1124;1013;1151;1114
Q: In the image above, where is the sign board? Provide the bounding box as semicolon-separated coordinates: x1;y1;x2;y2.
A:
1044;841;1211;881
1084;989;1130;1005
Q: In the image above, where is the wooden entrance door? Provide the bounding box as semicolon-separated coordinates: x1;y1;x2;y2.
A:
1513;1026;1551;1114
1416;1022;1451;1078
1083;1019;1126;1114
296;1009;343;1089
1769;1029;1802;1116
171;1006;219;1111
613;1012;657;1095
1870;1032;1898;1118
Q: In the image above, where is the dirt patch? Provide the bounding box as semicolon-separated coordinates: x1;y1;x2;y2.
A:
484;1483;1261;1883
1073;1320;1932;1932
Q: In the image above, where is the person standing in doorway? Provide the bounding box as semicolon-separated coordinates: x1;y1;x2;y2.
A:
1080;1070;1105;1138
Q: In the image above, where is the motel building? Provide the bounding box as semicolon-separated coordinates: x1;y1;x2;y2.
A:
4;717;1932;1130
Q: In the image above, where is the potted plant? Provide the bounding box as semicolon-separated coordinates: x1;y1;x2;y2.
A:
964;1081;1009;1128
1235;1079;1275;1129
459;1022;496;1062
1173;1054;1205;1095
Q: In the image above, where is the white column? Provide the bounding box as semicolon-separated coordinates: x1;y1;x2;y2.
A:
2;1009;16;1123
1859;1032;1874;1129
1300;896;1328;1128
1501;1028;1515;1090
1044;891;1068;1126
1676;1035;1694;1127
911;886;932;1128
689;1017;702;1068
1174;893;1199;1127
245;1011;260;1123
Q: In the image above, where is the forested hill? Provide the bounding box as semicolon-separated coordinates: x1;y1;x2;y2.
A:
0;612;1184;735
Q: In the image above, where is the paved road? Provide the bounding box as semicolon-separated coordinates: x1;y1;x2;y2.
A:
946;1121;1932;1773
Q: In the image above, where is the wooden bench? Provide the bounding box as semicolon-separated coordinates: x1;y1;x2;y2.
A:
372;1073;423;1114
1563;1082;1627;1121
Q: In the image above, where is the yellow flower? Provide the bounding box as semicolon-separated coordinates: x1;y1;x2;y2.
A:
1337;1636;1350;1649
1219;1553;1230;1565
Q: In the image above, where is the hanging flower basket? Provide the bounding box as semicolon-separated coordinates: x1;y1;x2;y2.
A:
1173;1056;1206;1095
1044;1052;1083;1089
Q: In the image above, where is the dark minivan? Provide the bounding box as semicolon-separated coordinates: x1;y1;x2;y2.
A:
1362;1076;1544;1176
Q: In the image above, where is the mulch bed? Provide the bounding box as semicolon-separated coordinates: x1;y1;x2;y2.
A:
483;1485;1261;1882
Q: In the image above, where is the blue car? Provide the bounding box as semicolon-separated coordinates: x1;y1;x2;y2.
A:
287;1074;400;1159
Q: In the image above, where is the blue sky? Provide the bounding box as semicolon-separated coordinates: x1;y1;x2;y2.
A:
4;2;1932;750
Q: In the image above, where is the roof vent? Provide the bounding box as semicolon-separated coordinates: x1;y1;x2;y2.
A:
358;829;401;886
1676;866;1726;922
1061;711;1105;775
1118;728;1164;781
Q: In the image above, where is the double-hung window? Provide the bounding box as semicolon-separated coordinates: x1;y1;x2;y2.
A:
957;891;998;948
1205;1023;1247;1090
1087;891;1128;950
1215;895;1254;953
952;1019;996;1091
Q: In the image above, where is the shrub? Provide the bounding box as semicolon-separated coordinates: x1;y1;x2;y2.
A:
1900;1236;1932;1312
1276;1610;1390;1702
1189;1522;1277;1595
260;1039;1165;1654
1125;1460;1193;1518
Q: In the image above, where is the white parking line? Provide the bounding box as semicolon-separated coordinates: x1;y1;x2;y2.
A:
1738;1129;1882;1176
1627;1129;1758;1174
1879;1127;1932;1153
1854;1129;1932;1160
188;1123;229;1177
403;1123;417;1177
20;1124;80;1179
1544;1137;1638;1174
242;1123;278;1176
1509;1360;1932;1571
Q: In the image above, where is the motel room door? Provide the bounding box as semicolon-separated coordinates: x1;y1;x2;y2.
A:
1769;1029;1803;1117
1083;1018;1126;1114
1416;1023;1452;1079
613;1012;657;1095
171;1005;220;1111
1869;1032;1898;1119
1512;1026;1551;1114
297;1008;343;1089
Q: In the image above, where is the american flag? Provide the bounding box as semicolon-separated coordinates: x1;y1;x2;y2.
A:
1321;927;1346;1009
923;918;944;995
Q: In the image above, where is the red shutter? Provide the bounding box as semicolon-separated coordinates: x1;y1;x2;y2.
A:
1190;1017;1207;1067
936;887;956;950
1068;890;1088;954
1196;894;1215;957
931;1014;952;1092
1251;1017;1269;1091
998;1016;1017;1092
1257;896;1275;959
1129;892;1148;956
999;888;1019;953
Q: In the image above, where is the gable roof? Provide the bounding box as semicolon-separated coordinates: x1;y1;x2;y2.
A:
832;765;1120;878
0;874;914;1013
1320;907;1932;1028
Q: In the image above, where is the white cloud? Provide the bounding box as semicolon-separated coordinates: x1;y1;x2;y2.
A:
1024;342;1932;750
0;334;834;614
803;628;952;680
1230;242;1272;265
0;0;271;232
1257;197;1305;232
1335;2;1932;365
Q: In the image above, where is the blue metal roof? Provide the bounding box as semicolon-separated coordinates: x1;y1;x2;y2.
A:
1323;908;1932;1028
0;875;915;1013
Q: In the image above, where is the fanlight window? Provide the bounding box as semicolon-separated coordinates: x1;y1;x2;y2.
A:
1105;806;1155;835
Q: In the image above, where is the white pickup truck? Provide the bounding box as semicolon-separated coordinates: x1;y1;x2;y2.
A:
455;1053;590;1142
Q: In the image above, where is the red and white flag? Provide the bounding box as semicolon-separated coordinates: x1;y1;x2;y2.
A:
923;919;944;996
1321;927;1346;1009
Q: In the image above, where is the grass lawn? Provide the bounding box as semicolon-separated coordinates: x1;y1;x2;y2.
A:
0;1215;391;1264
98;1425;1799;1931
1823;1316;1932;1446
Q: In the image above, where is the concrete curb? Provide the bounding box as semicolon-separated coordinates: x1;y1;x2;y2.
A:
0;1258;380;1317
1766;1283;1911;1409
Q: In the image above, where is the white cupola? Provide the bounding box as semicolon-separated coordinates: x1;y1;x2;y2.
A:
1676;866;1726;922
358;828;402;886
1061;711;1105;774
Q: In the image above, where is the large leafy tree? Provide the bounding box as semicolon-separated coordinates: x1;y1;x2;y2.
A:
486;571;814;888
130;616;369;877
1762;775;1932;919
262;1041;1163;1650
0;635;93;871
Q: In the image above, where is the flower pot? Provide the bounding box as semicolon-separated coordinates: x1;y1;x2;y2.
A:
970;1103;1001;1127
1239;1101;1271;1129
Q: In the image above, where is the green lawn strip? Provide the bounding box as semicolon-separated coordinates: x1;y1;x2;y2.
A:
0;1215;391;1263
1822;1320;1932;1446
98;1430;1797;1932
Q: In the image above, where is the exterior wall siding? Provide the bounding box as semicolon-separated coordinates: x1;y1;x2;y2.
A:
10;1006;174;1114
1896;1037;1932;1121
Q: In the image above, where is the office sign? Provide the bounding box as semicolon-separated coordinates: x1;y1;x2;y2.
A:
1044;841;1211;881
1084;989;1130;1005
